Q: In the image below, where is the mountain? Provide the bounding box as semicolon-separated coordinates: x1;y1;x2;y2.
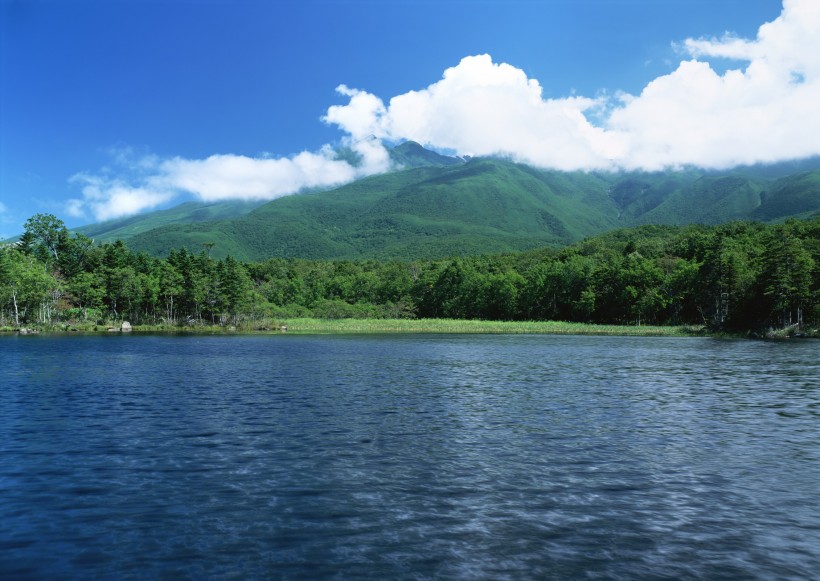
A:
388;140;465;168
625;174;766;225
75;143;820;261
73;199;264;243
125;158;625;260
752;170;820;221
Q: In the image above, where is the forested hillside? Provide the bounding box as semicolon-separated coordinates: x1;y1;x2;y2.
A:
54;145;820;262
3;213;818;334
125;159;620;260
73;200;265;243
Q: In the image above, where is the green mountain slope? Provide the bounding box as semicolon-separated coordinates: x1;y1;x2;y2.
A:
74;200;264;243
752;170;820;221
127;158;624;260
80;144;820;261
633;175;766;225
608;172;701;220
388;140;465;168
363;160;618;241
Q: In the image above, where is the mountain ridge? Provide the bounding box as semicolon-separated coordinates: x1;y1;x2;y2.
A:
66;144;820;261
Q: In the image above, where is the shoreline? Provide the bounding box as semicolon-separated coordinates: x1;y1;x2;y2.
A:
2;318;709;337
4;318;816;338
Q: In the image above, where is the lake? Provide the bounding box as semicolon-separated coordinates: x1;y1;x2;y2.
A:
1;333;818;579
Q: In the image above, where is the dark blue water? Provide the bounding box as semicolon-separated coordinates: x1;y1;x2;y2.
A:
1;334;818;580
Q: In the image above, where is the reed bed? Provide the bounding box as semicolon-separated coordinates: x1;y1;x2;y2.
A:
2;318;706;337
274;318;703;336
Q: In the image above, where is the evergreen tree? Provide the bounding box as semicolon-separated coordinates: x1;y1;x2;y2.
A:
762;226;814;328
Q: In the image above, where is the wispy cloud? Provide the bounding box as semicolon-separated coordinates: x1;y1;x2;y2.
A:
68;173;175;222
0;202;13;241
67;0;819;222
67;139;391;221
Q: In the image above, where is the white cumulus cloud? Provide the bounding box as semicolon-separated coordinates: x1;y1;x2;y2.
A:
610;0;820;169
67;0;820;222
325;56;623;170
67;139;391;222
68;172;176;222
325;0;820;171
158;149;358;203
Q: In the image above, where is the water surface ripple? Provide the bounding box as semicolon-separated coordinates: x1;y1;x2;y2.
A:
1;334;818;579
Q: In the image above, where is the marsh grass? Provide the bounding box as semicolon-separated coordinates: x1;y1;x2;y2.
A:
265;318;704;336
1;318;706;337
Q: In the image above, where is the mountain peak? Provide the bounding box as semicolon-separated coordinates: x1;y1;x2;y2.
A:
390;141;464;168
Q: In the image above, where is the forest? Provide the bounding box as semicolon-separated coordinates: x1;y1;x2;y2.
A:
1;213;818;335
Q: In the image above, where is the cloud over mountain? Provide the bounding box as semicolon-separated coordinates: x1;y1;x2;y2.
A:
609;0;820;169
67;0;819;222
325;56;620;171
68;140;390;221
327;0;819;172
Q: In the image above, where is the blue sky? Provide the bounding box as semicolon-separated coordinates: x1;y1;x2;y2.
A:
1;0;812;238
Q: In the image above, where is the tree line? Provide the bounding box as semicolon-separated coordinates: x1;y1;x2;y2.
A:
2;213;818;332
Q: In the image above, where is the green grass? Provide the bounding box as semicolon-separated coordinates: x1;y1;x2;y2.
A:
262;318;704;336
13;318;817;337
2;318;706;337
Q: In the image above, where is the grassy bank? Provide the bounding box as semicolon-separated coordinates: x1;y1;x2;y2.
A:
239;318;704;336
13;318;820;337
1;318;708;336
